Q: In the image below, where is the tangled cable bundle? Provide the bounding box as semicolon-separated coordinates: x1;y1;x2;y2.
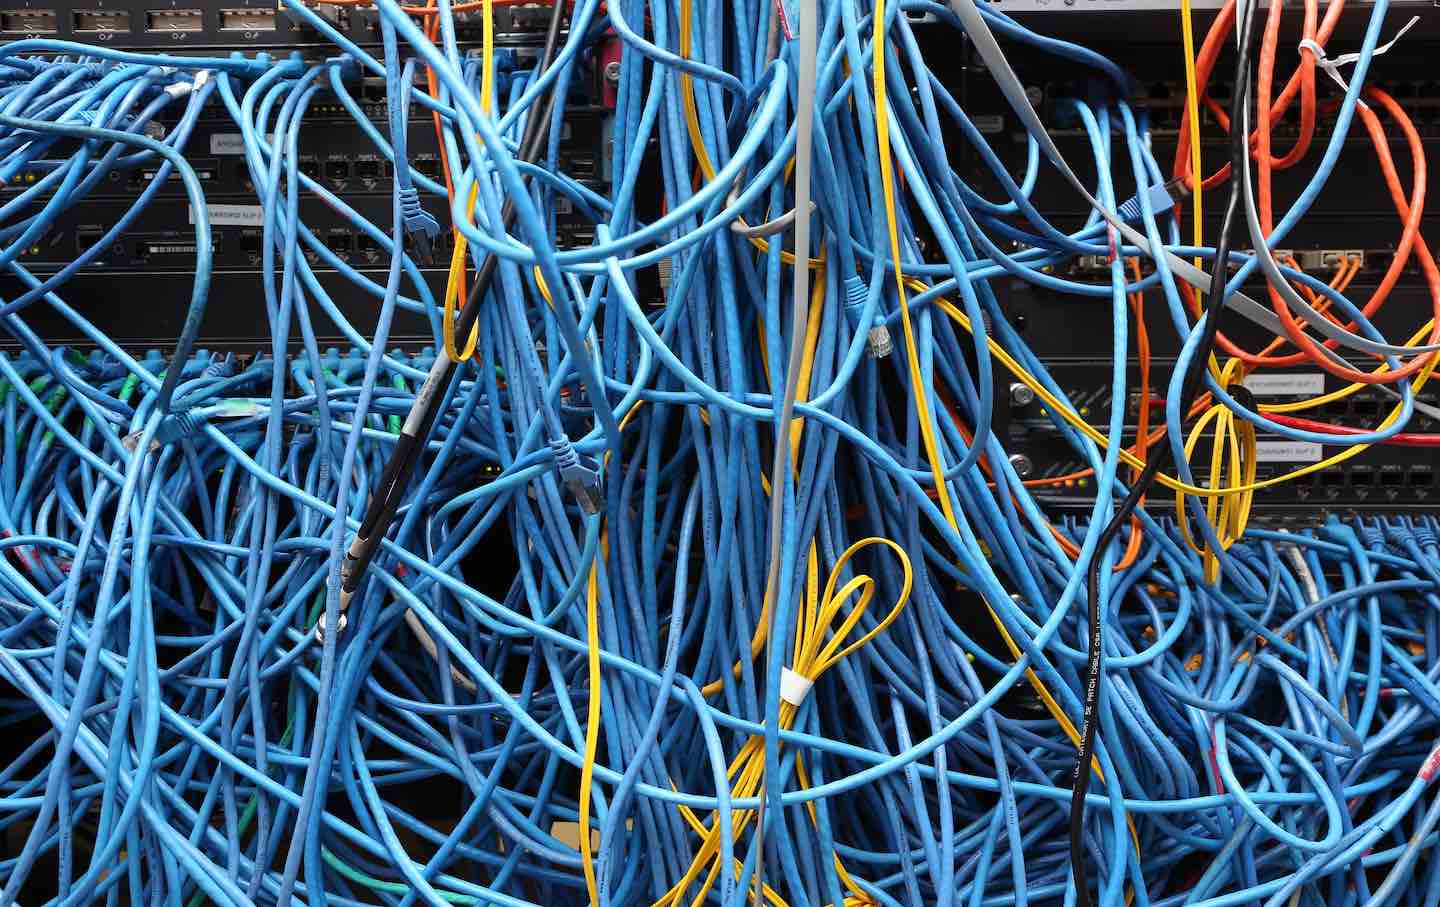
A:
3;0;1440;904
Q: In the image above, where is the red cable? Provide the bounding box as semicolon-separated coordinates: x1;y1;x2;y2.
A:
1179;8;1438;379
1172;0;1343;194
1264;413;1440;447
1254;86;1440;383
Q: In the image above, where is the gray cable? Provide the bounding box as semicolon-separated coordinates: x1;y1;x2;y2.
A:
1232;25;1440;421
726;179;817;237
943;0;1440;362
755;0;821;897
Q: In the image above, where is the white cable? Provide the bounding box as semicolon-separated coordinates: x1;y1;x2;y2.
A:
403;609;479;692
1300;17;1419;108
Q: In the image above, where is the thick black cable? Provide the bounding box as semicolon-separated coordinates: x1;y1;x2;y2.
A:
340;1;569;602
1066;5;1258;904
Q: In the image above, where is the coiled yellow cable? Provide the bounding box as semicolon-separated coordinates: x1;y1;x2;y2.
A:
655;537;913;907
1176;359;1257;583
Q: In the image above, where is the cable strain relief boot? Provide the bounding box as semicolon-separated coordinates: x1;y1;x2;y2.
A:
203;352;238;379
841;275;868;325
1411;516;1437;549
397;187;440;265
127;409;205;451
549;436;602;515
1358;518;1385;550
1385;516;1413;551
841;276;890;358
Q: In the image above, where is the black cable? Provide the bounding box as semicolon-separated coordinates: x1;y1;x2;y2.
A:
1066;3;1257;903
338;0;569;607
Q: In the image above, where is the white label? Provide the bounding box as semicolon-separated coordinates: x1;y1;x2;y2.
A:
210;133;246;155
1255;441;1324;463
779;667;814;706
189;204;264;227
974;114;1004;134
1243;373;1324;396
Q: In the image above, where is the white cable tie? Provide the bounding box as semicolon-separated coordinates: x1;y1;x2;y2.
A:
1299;17;1418;110
779;667;814;706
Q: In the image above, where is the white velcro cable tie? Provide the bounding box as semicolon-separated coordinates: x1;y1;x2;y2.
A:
1299;17;1418;109
779;667;814;706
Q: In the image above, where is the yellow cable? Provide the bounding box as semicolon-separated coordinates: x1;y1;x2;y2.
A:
1180;0;1202;271
440;0;495;361
1177;0;1223;386
578;532;606;907
442;185;482;361
657;538;913;907
929;285;1439;497
1175;359;1257;582
869;0;1137;864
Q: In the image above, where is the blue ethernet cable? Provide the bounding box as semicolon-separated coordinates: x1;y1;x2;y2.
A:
1;4;1439;907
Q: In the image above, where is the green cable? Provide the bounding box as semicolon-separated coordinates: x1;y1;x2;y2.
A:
388;375;406;435
34;378;65;447
118;373;139;404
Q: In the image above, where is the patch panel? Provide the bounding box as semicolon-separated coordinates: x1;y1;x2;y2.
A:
1025;445;1440;514
0;111;608;201
0;1;586;49
36;197;459;273
1011;361;1440;429
0;270;433;350
1008;358;1440;515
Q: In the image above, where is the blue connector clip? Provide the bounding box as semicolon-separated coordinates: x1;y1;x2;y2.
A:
550;437;602;514
1117;177;1190;222
398;186;441;265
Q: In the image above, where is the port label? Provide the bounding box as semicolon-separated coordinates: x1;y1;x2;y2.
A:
189;204;263;227
210;133;272;155
1242;373;1325;396
1254;441;1324;463
210;134;245;155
